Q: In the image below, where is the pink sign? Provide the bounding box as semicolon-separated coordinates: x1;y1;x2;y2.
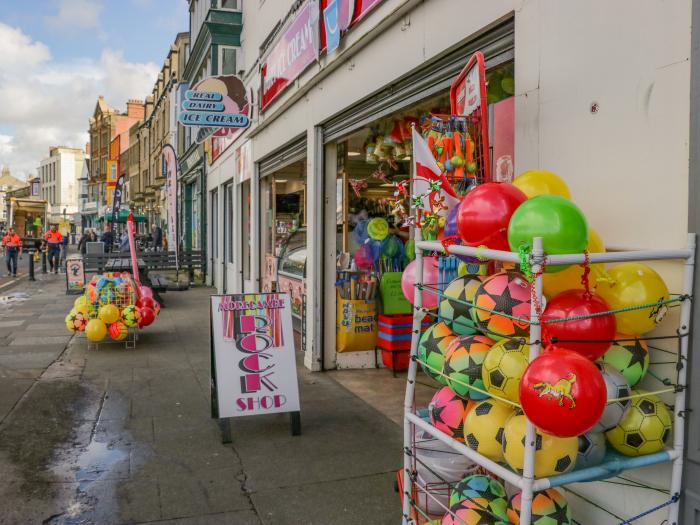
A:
261;1;318;111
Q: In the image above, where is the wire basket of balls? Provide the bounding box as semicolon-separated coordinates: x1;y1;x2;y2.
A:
399;169;693;525
64;272;161;348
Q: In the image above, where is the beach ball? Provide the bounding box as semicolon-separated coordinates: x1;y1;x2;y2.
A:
65;310;79;333
138;307;155;328
592;362;632;432
507;488;572;525
443;334;494;399
85;319;107;342
520;347;606;437
542;228;606;298
457;182;527;251
606;390;672;457
98;304;121;325
512;170;571;200
108;321;128;341
429;386;473;440
401;256;440;310
596;263;669;334
508;195;588;273
482;339;529;403
502;414;578;477
473;272;531;341
121;305;140;328
417;322;457;385
367;217;389;241
601;334;649;387
576;431;607;470
438;275;486;335
442;500;509;525
542;290;616;360
463;399;515;462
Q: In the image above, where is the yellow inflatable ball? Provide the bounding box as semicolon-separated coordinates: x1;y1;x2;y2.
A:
74;295;88;310
502;415;578;478
482;339;529;403
85;319;107;342
542;228;606;298
98;304;121;325
596;263;670;335
512;170;571;200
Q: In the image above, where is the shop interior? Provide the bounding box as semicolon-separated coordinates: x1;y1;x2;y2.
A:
329;61;515;421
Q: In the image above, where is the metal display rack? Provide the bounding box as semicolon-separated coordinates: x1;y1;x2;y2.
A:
401;228;695;525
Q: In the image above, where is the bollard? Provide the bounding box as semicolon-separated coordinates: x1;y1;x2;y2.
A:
41;249;47;274
28;249;36;281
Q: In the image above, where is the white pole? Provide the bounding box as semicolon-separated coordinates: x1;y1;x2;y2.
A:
520;236;544;525
403;227;424;524
667;232;695;525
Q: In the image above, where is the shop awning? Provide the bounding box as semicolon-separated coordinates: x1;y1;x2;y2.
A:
96;209;147;223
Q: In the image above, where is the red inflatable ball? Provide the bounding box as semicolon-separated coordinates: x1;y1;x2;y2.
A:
519;346;606;437
456;182;527;251
542;290;616;360
138;307;155;327
136;297;156;310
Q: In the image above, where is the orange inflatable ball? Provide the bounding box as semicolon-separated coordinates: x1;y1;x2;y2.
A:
108;321;129;341
512;170;571;200
85;319;107;342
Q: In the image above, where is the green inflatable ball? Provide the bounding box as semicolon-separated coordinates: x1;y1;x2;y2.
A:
507;194;588;273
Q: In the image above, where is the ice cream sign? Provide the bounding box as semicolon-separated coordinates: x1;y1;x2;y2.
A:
178;75;251;139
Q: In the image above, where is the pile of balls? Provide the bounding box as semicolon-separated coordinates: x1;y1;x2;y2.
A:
406;170;676;524
65;272;160;344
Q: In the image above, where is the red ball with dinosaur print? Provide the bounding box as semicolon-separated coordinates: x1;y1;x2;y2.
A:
519;346;606;437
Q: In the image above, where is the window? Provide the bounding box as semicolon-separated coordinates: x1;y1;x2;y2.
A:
221;47;236;75
220;0;238;9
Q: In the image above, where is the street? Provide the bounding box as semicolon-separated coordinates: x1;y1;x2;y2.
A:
0;275;402;524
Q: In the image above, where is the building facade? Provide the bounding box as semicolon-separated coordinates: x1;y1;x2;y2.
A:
180;0;242;262
0;167;25;229
37;146;85;232
196;0;700;521
86;97;144;229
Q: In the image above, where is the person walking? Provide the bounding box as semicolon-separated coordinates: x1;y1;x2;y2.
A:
60;229;70;265
44;224;63;274
119;230;130;253
101;223;114;253
151;224;163;251
2;227;22;277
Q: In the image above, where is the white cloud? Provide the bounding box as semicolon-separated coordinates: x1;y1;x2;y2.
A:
0;24;51;74
44;0;103;30
0;22;159;180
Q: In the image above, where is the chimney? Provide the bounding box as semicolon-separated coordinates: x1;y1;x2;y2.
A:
126;99;145;119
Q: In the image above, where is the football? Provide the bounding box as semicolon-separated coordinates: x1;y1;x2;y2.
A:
601;333;650;387
482;339;529;403
442;499;509;525
443;334;494;399
449;474;508;519
606;390;672;456
417;322;457;385
439;275;485;335
592;362;631;432
502;415;578;478
576;431;607;470
473;272;532;341
463;400;515;462
507;488;572;525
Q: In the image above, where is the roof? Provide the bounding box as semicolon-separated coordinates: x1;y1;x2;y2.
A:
0;169;26;191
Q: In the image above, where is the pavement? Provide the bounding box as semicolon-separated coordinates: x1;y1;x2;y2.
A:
0;273;404;524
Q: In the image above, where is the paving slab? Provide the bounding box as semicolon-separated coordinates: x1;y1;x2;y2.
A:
0;320;25;328
10;335;72;346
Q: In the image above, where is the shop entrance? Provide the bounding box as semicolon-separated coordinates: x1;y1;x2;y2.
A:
259;159;307;332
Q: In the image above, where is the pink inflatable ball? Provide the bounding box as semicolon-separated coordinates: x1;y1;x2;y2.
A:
140;286;154;299
401;256;440;310
354;243;375;269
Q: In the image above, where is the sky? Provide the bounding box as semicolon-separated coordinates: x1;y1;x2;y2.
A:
0;0;189;180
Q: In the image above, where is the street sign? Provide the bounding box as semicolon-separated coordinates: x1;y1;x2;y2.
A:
210;293;301;435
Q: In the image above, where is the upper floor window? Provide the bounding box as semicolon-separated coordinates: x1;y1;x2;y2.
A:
221;47;236;75
220;0;238;9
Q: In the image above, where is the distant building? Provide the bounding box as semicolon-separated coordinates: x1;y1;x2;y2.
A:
37;146;85;232
4;176;47;238
0;167;25;228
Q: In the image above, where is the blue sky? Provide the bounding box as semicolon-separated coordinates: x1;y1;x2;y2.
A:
0;0;189;179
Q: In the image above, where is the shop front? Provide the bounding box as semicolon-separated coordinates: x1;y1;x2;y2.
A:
178;145;206;275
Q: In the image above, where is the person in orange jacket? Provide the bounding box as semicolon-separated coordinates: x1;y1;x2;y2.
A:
2;227;22;277
44;224;63;274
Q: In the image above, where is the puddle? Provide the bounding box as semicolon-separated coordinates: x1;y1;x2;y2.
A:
0;292;30;304
74;440;128;489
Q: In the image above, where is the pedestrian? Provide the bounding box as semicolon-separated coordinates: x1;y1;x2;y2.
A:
60;229;69;265
119;230;130;253
44;224;63;274
2;227;22;277
151;224;163;251
78;229;91;255
101;223;114;253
